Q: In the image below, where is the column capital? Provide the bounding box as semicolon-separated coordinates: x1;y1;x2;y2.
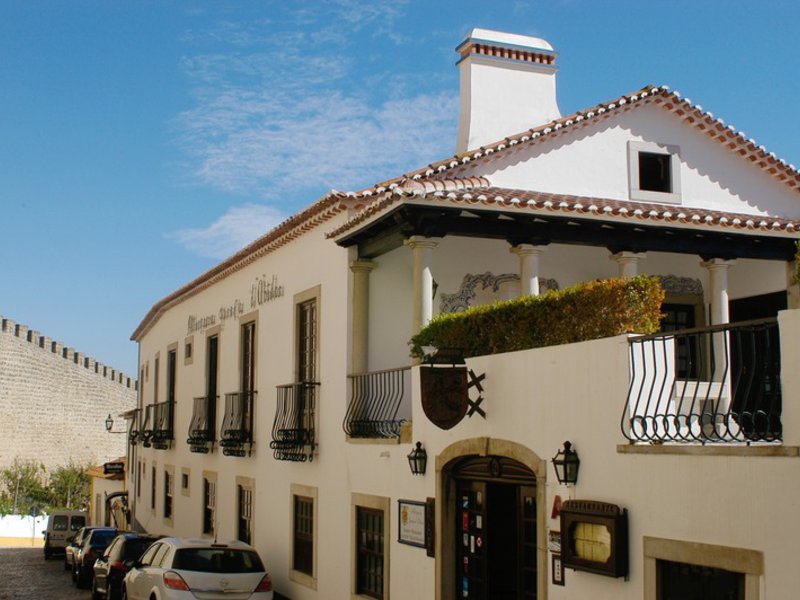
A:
404;235;440;250
700;258;736;270
509;244;548;257
610;251;647;263
350;259;376;274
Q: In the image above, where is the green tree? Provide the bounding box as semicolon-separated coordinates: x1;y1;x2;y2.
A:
0;459;48;515
47;462;91;510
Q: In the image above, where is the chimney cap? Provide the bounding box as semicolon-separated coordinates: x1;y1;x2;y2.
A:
457;28;555;54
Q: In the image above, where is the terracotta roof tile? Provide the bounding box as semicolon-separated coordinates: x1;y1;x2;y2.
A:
327;186;800;240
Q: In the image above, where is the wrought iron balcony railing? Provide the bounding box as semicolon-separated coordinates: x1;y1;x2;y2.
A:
128;408;142;446
139;404;154;447
220;391;255;457
151;401;174;450
271;382;319;462
187;396;217;454
622;318;781;444
343;367;411;439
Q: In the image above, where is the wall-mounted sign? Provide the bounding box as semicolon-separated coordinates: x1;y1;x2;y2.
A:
250;274;284;307
560;499;628;578
186;276;285;336
103;462;125;476
552;553;565;586
420;367;469;430
398;500;427;548
548;529;561;553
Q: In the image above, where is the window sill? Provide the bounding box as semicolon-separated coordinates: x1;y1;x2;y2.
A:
289;569;317;590
617;443;800;457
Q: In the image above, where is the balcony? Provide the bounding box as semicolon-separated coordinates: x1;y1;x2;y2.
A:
139;405;154;447
187;396;216;454
271;382;319;462
622;318;782;444
150;401;174;450
220;391;255;457
343;367;411;439
128;408;142;446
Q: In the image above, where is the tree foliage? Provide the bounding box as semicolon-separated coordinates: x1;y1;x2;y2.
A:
0;459;91;515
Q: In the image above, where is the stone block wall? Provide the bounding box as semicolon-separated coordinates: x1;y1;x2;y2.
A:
0;315;137;473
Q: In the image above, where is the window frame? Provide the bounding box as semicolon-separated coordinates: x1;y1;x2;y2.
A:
351;493;390;600
236;476;255;545
150;464;156;511
643;536;762;600
628;140;682;204
290;483;318;589
163;466;174;523
202;471;217;537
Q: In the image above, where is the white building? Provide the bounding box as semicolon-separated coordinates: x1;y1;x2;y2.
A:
129;29;800;600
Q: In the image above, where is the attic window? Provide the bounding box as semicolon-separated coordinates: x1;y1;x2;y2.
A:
628;141;682;204
639;152;671;193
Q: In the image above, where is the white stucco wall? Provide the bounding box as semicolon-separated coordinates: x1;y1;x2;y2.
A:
446;103;800;220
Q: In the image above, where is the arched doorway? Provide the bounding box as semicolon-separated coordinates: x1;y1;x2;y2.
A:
436;438;547;600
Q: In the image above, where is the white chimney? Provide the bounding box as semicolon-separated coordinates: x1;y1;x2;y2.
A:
456;28;561;154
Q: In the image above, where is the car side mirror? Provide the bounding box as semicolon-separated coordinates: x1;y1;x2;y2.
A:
98;555;108;563
124;559;136;569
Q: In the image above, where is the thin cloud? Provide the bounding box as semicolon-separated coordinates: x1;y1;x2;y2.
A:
169;204;287;260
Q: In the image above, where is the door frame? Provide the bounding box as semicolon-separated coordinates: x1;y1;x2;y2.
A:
435;437;548;600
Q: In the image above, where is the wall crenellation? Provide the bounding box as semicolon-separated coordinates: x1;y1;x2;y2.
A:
0;314;137;390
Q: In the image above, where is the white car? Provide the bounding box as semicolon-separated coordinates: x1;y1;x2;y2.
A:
121;538;273;600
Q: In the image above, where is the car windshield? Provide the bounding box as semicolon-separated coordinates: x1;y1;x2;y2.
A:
70;517;86;531
90;530;117;545
124;538;157;561
172;548;264;573
52;516;68;531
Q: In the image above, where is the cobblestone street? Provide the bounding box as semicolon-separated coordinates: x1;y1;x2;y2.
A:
0;548;89;599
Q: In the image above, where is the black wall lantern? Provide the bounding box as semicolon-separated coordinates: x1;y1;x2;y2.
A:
105;413;114;432
407;441;428;475
552;441;580;485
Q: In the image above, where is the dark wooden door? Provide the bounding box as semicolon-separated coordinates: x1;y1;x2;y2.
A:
456;480;487;599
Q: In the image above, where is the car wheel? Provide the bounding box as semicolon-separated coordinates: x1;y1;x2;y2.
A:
43;544;51;560
71;563;77;582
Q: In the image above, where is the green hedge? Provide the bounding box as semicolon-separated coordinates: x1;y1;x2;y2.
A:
409;275;665;359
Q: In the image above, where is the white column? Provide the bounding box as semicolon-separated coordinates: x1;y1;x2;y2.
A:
510;244;547;296
405;236;439;333
610;251;646;278
701;259;735;423
350;259;375;374
701;258;735;326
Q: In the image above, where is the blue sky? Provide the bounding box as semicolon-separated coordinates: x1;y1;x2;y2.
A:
1;1;799;376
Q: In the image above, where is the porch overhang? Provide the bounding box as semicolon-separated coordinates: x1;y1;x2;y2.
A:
335;203;798;262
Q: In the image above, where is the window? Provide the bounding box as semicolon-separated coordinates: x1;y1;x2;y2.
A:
182;473;189;489
241;320;256;396
164;470;174;520
628;141;681;203
643;536;762;600
139;542;162;566
357;508;385;599
203;474;216;535
294;496;313;575
151;466;156;510
639;152;671;193
237;484;253;545
167;348;176;431
136;460;142;498
352;492;389;599
185;342;192;360
153;356;160;403
297;297;318;384
290;484;318;588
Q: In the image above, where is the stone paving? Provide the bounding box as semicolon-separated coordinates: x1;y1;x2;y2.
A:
0;547;89;599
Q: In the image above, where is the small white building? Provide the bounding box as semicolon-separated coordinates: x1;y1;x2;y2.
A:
129;29;800;600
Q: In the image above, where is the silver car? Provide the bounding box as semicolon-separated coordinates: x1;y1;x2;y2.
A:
121;538;273;600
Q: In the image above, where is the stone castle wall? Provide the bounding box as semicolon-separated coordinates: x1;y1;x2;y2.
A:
0;315;137;474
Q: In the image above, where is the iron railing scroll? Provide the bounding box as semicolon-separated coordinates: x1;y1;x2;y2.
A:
271;382;319;462
220;391;255;457
140;405;154;448
343;367;411;438
151;401;174;450
622;318;781;444
187;396;217;454
128;408;142;446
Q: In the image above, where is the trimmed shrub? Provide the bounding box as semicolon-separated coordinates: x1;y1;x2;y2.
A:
409;275;664;359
